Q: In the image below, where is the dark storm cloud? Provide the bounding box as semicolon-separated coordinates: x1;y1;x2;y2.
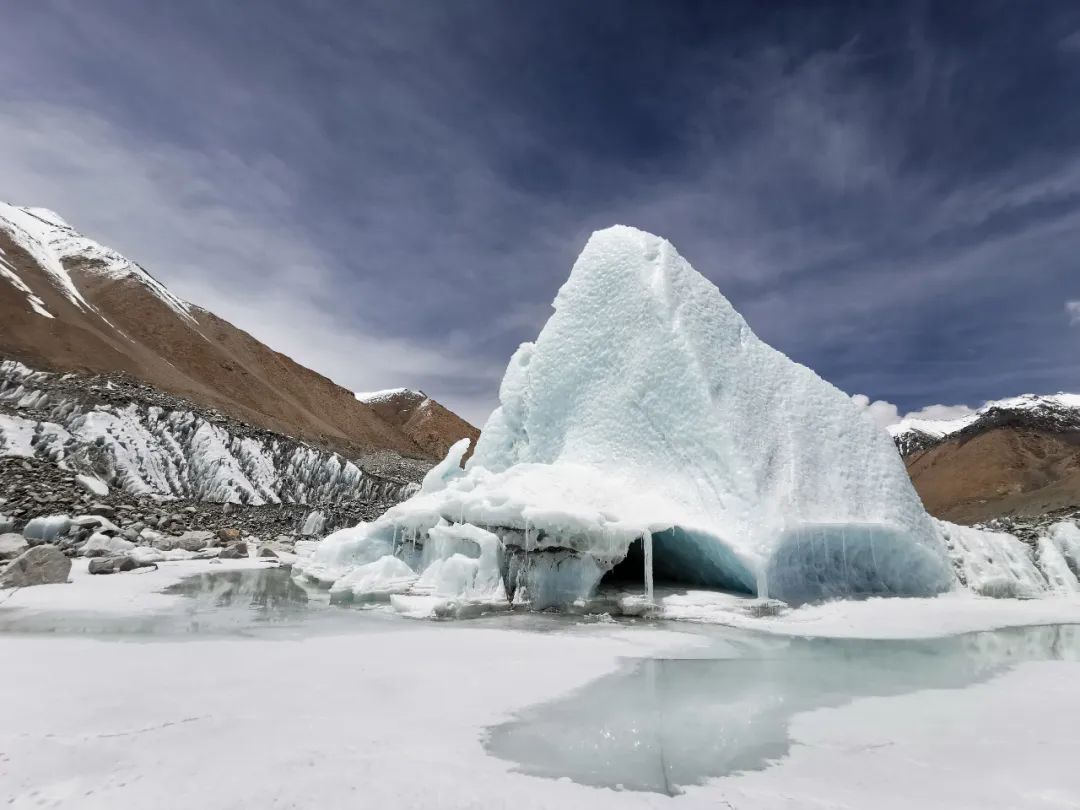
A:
2;1;1079;424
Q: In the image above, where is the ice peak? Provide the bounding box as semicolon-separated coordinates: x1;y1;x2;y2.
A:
302;225;953;610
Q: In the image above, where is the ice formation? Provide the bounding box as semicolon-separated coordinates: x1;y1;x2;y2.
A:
0;361;414;506
298;225;959;610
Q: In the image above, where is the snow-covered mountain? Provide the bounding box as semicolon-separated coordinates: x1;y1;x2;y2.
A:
889;394;1080;456
890;394;1080;524
356;388;480;460
0;202;477;468
0;201;482;515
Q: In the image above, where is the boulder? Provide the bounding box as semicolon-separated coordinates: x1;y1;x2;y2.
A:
89;555;145;575
216;527;242;544
0;545;71;587
257;546;278;558
219;543;248;559
0;533;28;560
176;530;214;552
71;514;121;535
87;503;116;518
88;557;118;575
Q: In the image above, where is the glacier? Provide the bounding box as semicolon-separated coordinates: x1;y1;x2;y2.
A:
0;360;415;506
298;225;962;610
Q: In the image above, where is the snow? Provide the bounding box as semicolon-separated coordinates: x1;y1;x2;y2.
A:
80;533;136;557
301;225;952;609
0;361;411;506
889;392;1080;444
0;202;95;312
74;473;109;497
355;387;420;403
0;245;53;317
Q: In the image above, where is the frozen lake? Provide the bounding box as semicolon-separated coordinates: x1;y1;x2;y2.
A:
3;562;1080;808
487;624;1080;794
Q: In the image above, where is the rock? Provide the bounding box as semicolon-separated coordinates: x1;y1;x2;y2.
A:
0;545;71;587
0;533;28;560
176;530;213;552
0;515;14;533
121;528;140;542
219;543;248;559
74;474;110;497
273;534;295;546
257;546;278;558
217;527;241;544
87;503;116;518
88;555;144;575
88;557;118;575
150;534;177;551
22;515;72;544
182;506;197;515
71;514;121;535
80;533;136;557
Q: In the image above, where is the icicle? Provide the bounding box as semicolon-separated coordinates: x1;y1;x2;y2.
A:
756;563;769;602
643;530;654;604
524;519;530;567
840;524;848;588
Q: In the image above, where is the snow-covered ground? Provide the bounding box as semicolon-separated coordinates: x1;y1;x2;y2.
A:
3;562;1080;808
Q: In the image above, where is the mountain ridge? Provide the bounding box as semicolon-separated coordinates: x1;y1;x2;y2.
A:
0;202;477;466
890;393;1080;524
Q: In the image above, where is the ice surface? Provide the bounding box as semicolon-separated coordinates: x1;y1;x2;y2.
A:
22;514;72;543
74;473;109;497
938;521;1051;598
81;533;135;557
0;361;412;507
299;226;953;609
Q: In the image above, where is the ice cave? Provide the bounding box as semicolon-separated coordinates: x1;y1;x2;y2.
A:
296;225;960;610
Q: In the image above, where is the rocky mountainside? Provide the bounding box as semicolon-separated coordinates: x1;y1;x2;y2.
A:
890;394;1080;524
0;202;477;464
356;388;480;460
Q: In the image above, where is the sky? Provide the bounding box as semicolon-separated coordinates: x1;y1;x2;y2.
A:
2;1;1080;427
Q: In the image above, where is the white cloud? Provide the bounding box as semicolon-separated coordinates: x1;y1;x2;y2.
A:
0;100;499;425
1067;300;1080;325
851;394;976;429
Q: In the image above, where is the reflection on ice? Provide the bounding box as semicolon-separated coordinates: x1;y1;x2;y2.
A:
486;624;1080;795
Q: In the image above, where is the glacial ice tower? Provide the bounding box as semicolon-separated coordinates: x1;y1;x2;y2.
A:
299;225;954;607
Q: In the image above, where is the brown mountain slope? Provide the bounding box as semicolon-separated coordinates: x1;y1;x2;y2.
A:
904;428;1080;524
356;388;481;459
0;203;478;462
892;394;1080;524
